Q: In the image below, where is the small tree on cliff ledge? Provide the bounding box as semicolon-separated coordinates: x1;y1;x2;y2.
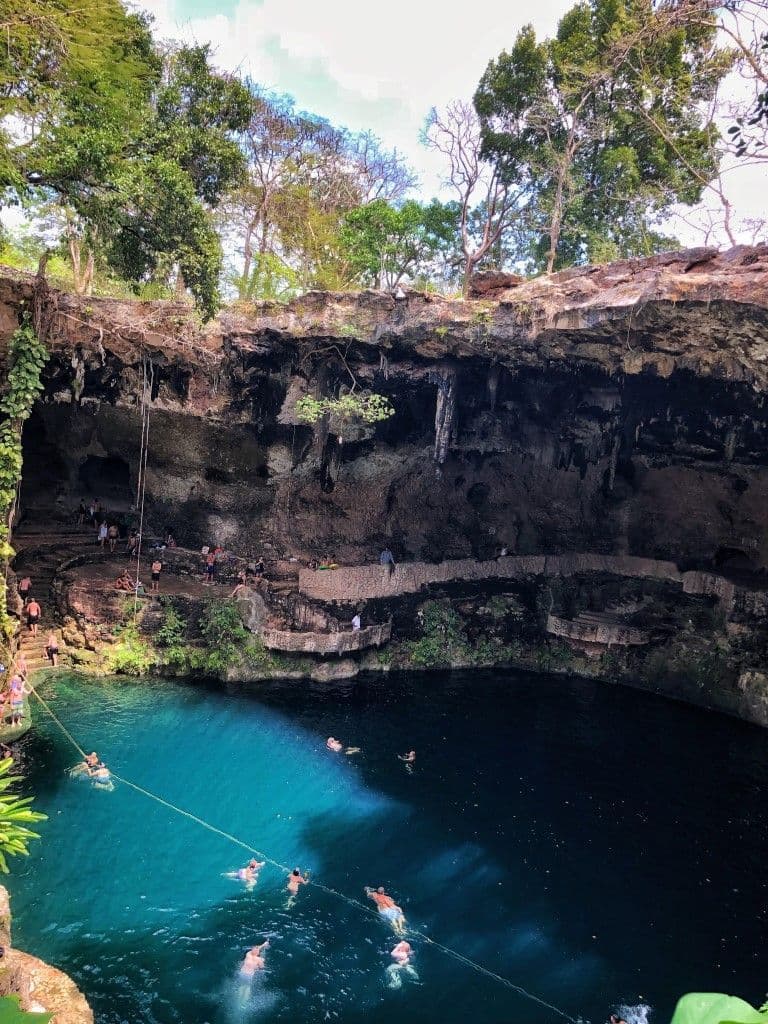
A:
295;392;395;430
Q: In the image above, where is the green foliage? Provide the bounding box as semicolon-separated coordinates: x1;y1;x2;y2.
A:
8;8;250;318
105;622;154;676
408;600;471;667
194;600;251;674
0;757;46;874
339;199;458;290
670;993;768;1024
295;392;394;427
0;995;52;1023
474;0;735;270
0;318;48;639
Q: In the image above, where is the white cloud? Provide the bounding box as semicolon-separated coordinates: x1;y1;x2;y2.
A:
138;0;571;195
138;0;767;245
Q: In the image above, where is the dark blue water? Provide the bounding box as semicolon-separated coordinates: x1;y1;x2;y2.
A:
7;670;768;1024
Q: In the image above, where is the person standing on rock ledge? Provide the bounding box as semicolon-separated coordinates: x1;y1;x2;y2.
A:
150;558;163;594
379;547;396;580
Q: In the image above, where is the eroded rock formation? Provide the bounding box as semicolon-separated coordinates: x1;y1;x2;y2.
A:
4;245;768;720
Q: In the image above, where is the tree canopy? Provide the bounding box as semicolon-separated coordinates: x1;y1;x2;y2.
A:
474;0;736;271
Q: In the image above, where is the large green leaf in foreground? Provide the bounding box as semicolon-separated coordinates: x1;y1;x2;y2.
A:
0;995;51;1023
671;994;768;1024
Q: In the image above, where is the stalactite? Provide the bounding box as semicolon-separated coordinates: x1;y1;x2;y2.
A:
433;368;457;466
487;364;500;412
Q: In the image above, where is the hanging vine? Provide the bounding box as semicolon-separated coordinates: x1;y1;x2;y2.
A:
0;316;49;640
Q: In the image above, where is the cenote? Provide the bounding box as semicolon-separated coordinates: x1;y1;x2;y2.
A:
8;669;768;1024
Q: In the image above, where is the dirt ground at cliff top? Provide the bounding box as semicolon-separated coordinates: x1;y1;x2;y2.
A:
65;560;233;602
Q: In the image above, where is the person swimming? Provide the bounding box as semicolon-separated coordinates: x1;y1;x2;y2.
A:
287;867;309;894
386;941;419;990
364;886;407;935
237;940;269;1004
228;858;265;890
326;737;343;752
284;867;309;908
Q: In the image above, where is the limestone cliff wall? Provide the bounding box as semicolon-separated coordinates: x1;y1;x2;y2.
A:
0;885;93;1023
4;247;768;720
3;246;768;573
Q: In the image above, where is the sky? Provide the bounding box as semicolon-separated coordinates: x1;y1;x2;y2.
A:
135;0;767;246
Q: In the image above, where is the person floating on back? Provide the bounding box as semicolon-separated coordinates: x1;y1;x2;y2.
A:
364;886;407;935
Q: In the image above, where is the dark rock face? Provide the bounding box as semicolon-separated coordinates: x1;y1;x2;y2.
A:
4;247;768;719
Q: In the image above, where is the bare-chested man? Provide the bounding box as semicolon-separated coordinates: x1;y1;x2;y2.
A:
286;867;309;895
386;940;419;989
237;940;269;1003
26;599;41;637
364;886;407;935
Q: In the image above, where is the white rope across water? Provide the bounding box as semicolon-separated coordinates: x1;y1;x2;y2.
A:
27;684;583;1023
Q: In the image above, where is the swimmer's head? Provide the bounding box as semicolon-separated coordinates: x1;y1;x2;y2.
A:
292;868;300;876
377;886;385;894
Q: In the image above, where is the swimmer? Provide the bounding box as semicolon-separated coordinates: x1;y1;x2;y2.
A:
228;858;265;890
237;940;269;1003
345;746;361;755
386;940;419;990
364;886;407;935
610;1015;629;1024
326;737;343;752
285;867;309;908
287;867;310;895
398;749;416;774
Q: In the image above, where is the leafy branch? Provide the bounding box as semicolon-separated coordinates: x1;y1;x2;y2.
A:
295;392;394;427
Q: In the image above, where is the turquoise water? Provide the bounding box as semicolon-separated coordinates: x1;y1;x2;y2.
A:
7;670;768;1024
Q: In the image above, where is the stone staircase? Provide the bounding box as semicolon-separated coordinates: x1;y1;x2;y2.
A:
10;513;97;674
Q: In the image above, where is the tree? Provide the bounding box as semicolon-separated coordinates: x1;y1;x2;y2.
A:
220;90;416;299
339;198;458;289
474;0;735;272
0;0;158;192
6;7;250;318
424;101;524;293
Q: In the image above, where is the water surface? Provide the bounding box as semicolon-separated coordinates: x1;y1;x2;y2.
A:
8;670;768;1024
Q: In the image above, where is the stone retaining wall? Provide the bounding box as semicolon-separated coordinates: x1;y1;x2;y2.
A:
546;614;649;646
261;621;391;654
298;552;740;607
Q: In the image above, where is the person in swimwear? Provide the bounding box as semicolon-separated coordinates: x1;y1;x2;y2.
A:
386;940;419;989
237;939;269;1002
364;886;406;935
398;750;416;764
287;868;309;895
26;598;41;637
326;737;343;752
235;859;265;889
45;632;59;667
